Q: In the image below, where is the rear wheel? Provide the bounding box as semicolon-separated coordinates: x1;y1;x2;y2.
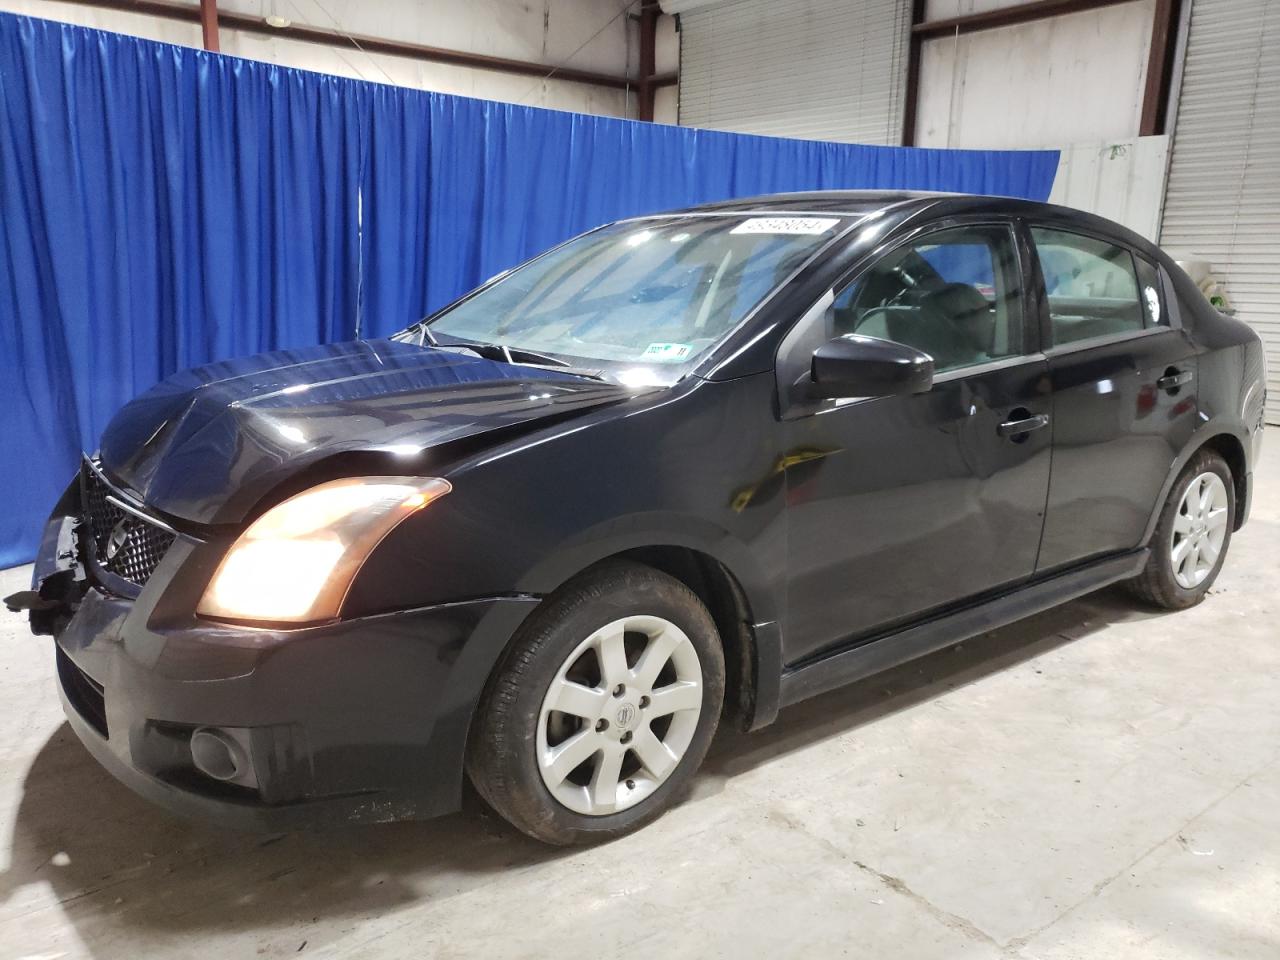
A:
1126;449;1234;609
467;561;725;845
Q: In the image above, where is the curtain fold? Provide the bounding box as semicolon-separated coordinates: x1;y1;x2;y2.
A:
0;13;1060;566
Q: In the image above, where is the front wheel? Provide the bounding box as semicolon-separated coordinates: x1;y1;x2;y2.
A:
1126;448;1235;610
467;560;725;845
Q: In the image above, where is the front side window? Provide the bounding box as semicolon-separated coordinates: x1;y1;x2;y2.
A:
1031;227;1145;346
830;225;1024;375
422;215;850;372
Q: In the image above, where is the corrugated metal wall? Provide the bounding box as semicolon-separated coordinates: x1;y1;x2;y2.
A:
678;0;911;145
1160;0;1279;422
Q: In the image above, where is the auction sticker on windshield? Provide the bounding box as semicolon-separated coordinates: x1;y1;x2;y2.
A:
730;217;840;236
642;342;693;362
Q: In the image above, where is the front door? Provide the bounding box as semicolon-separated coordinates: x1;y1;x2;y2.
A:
779;222;1052;666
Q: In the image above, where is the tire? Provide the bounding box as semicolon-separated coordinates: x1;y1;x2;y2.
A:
466;560;726;845
1126;448;1235;610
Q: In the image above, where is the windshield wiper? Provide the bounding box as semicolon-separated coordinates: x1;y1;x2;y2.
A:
517;361;609;382
392;321;438;347
423;334;610;382
462;340;572;368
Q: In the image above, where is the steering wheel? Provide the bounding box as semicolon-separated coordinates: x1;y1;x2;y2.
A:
884;285;915;309
851;305;898;337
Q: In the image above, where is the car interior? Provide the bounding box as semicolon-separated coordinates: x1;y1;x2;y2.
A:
828;227;1157;368
466;221;837;364
1032;228;1148;346
832;234;1021;372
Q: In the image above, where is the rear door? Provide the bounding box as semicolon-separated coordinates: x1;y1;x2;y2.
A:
1029;225;1200;572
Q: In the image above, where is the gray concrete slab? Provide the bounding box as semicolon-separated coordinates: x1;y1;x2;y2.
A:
1;442;1276;959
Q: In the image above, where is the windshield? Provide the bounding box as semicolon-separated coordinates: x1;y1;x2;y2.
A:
419;215;850;376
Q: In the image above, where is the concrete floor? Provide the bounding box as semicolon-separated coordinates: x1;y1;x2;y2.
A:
1;445;1277;960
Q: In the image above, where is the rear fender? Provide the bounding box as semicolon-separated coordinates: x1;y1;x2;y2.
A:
1140;419;1252;544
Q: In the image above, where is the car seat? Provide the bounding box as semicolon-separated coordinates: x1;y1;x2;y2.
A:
854;286;992;370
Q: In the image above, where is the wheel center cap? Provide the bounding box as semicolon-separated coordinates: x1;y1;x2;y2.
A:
614;702;637;730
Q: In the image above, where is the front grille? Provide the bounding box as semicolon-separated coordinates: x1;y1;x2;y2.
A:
81;462;176;590
56;647;108;737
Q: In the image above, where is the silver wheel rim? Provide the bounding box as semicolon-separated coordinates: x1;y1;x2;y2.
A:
536;615;703;817
1170;471;1229;589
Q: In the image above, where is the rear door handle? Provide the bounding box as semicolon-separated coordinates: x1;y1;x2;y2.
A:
997;413;1050;439
1157;370;1194;391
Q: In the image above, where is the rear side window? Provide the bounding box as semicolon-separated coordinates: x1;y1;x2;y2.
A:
1031;228;1144;347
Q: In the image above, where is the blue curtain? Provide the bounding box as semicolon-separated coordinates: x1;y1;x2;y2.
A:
0;13;1060;567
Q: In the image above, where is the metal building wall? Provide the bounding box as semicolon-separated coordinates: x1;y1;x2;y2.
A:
1160;0;1280;421
677;0;911;145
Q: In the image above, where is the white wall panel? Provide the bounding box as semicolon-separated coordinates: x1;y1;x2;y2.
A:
654;10;678;74
915;1;1154;149
1048;136;1170;240
0;0;644;117
653;84;679;125
1160;0;1280;423
678;0;911;145
925;0;1061;17
0;0;201;44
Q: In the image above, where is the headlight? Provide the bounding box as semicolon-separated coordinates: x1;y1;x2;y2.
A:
197;476;451;624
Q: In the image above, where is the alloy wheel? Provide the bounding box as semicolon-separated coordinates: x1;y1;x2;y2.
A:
1170;471;1229;590
536;615;703;816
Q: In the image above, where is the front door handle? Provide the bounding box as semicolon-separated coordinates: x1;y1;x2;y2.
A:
1157;369;1194;391
998;413;1050;439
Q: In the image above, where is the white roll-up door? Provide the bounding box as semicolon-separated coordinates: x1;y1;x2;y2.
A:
675;0;911;145
1160;0;1280;422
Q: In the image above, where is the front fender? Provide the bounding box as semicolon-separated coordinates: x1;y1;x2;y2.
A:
514;509;784;626
342;373;787;622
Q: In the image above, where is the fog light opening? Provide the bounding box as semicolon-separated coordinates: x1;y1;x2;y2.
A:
190;727;246;782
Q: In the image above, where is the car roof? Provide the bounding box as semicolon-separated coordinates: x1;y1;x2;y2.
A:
665;191;1162;260
670;190;964;216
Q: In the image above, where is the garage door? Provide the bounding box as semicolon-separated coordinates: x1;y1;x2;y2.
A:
674;0;911;145
1159;0;1280;423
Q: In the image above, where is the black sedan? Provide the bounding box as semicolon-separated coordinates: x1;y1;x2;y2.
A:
8;191;1266;845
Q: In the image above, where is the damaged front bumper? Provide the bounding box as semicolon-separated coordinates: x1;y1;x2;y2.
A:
5;479;85;635
9;475;539;830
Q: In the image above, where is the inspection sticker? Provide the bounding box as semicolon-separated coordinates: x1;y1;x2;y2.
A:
642;342;693;362
731;216;840;236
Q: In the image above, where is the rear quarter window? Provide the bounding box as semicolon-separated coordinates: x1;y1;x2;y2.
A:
1134;255;1166;326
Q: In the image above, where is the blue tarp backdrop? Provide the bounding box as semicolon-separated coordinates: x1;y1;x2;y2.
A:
0;13;1060;567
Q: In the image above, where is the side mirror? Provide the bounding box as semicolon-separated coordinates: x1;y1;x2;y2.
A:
810;334;934;399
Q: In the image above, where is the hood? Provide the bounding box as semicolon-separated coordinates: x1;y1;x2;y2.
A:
98;339;634;525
